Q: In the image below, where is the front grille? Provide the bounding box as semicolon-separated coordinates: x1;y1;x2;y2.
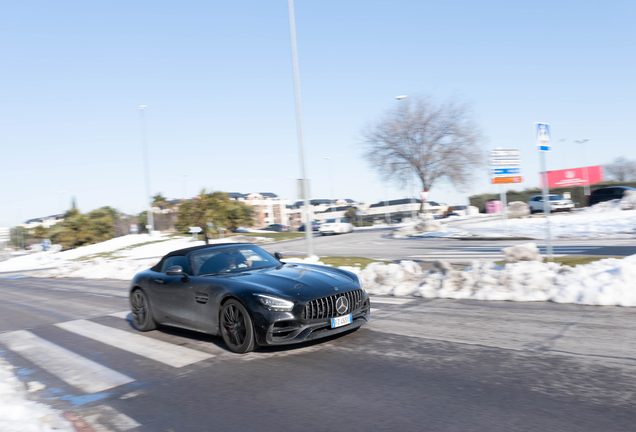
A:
302;289;364;320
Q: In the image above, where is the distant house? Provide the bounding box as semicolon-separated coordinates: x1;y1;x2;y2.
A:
21;214;65;233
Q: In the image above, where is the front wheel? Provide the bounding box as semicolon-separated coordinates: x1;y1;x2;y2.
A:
220;299;256;354
130;289;156;331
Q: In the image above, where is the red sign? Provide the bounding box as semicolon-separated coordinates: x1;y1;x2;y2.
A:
543;166;604;188
492;176;523;184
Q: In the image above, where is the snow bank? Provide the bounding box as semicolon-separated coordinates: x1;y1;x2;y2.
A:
0;234;274;280
287;247;636;307
0;357;73;432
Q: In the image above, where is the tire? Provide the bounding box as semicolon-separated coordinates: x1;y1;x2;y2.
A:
220;299;256;354
130;289;156;332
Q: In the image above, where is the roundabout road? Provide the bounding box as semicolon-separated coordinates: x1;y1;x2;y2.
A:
1;277;635;431
261;228;636;263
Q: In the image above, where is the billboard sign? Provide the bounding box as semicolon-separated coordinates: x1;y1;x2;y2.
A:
490;159;521;166
489;149;520;157
491;168;521;176
543;166;604;188
492;176;523;184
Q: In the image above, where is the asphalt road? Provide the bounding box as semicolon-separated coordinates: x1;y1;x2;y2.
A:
1;277;636;431
261;227;636;263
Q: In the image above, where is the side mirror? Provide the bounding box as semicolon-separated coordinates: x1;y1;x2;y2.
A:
167;265;190;281
274;252;284;261
166;265;184;275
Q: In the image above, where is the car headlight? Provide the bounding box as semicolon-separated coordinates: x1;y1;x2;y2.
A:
254;294;294;311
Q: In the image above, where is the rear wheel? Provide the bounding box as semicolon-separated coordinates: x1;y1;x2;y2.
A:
220;299;256;354
130;289;156;331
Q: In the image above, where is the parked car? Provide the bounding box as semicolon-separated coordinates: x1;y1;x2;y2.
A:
319;218;354;235
527;194;574;213
298;221;320;232
129;243;370;353
588;186;636;206
262;224;290;232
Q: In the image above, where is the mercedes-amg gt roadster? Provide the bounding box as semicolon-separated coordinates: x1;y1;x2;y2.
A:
129;243;370;353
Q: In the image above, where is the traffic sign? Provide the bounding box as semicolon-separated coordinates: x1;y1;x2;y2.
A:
490;159;521;166
492;176;523;184
534;122;551;151
491;168;522;176
489;149;520;157
188;227;202;233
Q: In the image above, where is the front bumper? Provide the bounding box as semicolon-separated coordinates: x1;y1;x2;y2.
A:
251;296;371;346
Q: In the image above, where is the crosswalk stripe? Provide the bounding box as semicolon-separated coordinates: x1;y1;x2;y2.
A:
109;311;130;319
0;330;134;393
370;297;415;305
56;320;214;368
370;308;381;313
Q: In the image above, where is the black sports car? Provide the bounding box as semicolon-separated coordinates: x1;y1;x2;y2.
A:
129;243;370;353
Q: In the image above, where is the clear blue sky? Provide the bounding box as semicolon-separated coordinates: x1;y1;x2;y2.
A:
1;0;634;226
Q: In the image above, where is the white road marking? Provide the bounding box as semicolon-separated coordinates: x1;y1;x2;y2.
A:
95;405;142;431
370;308;381;313
56;320;214;367
370;297;416;305
109;311;131;319
0;330;134;393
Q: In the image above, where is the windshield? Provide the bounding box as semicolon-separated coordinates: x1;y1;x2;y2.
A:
326;218;336;223
549;195;563;201
190;245;281;276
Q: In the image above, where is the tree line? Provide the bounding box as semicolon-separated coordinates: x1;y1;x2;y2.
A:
13;190;254;250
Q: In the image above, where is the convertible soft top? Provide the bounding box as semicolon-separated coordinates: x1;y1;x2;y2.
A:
150;243;252;272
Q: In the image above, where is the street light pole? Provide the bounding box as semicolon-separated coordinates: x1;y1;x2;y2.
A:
53;191;68;215
287;0;314;256
325;157;334;212
139;105;155;235
575;139;590;197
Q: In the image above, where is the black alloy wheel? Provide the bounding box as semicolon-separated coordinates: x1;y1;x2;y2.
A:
220;299;256;354
131;289;156;331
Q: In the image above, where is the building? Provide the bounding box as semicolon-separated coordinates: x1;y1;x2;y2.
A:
20;215;64;232
228;192;290;228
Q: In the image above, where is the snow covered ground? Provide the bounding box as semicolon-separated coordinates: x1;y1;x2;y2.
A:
0;233;273;280
393;197;636;239
0;357;73;432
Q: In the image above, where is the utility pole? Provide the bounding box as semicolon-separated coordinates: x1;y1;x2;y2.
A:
139;105;155;235
287;0;314;256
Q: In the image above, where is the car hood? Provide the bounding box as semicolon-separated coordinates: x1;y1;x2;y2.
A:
221;263;360;300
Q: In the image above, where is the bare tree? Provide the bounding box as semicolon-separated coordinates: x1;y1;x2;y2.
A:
605;156;636;182
362;95;485;204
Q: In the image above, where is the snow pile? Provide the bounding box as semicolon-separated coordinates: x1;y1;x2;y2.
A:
507;201;530;216
355;254;636;306
621;190;636;210
0;357;74;432
391;219;442;238
502;243;542;263
286;247;636;307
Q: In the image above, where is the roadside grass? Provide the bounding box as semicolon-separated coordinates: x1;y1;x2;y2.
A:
283;256;392;270
226;232;307;242
495;256;623;267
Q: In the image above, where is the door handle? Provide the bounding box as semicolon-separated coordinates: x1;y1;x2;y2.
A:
154;279;164;284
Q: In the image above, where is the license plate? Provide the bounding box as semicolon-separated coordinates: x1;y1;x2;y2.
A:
331;314;352;328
